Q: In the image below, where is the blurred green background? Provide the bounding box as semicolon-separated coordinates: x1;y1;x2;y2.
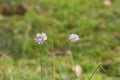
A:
0;0;120;80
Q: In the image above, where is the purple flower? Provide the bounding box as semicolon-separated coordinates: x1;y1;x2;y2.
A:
34;32;47;44
69;33;79;42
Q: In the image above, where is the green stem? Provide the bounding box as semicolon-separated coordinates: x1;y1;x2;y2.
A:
74;55;76;79
89;64;101;80
72;43;77;79
52;40;55;80
40;45;43;80
41;51;42;80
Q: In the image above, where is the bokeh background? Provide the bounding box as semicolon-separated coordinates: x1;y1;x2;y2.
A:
0;0;120;80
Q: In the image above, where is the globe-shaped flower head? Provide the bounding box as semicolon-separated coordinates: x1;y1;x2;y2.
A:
34;32;47;44
69;33;79;42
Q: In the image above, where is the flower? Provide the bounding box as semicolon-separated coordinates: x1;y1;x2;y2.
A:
34;32;47;44
69;33;79;42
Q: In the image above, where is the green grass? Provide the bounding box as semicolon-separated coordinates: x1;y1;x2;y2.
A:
0;0;120;80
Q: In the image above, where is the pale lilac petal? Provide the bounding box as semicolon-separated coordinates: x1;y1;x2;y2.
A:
41;33;47;40
36;33;41;37
34;32;47;44
69;33;79;42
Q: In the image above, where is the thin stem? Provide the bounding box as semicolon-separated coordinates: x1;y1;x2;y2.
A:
52;40;55;80
89;64;101;80
40;45;43;80
41;51;42;80
73;54;76;79
74;55;76;79
7;66;13;80
74;44;77;79
71;44;77;79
